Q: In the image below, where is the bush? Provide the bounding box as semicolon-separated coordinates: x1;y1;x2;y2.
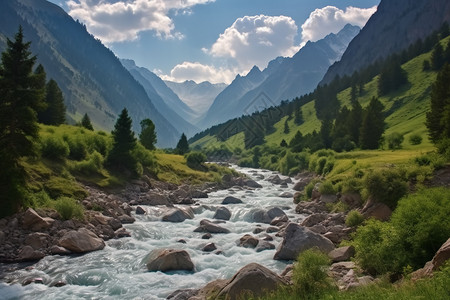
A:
186;152;207;170
292;249;334;297
345;210;365;227
386;132;404;150
363;169;408;209
40;136;69;160
64;135;88;161
132;143;158;171
341;177;363;194
409;134;423;145
52;197;85;220
319;181;335;195
72;151;104;175
315;157;327;174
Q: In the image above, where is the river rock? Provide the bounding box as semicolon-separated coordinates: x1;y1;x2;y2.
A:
216;263;287;300
222;196;243;204
319;194;338;203
274;223;335;260
118;214;136;224
58;228;105;253
270;215;288;226
167;289;199;300
24;233;50;250
301;213;328;227
361;199;392;221
162;208;194;223
202;233;212;239
135;206;146;215
244;179;262;188
328;246;355;262
250;207;286;224
267;175;282;184
114;227;131;238
279;192;293;198
255;241;275;252
50;245;71;255
239;234;259;248
18;245;45;261
194;219;230;234
145;249;194;272
213;207;231;221
202;243;217;252
143;192;170;206
21;208;54;231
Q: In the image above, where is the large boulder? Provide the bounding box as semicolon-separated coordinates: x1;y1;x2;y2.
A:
21;208;54;231
243;179;262;188
213;207;232;221
361;200;392;221
249;207;286;224
162;208;194;223
238;235;259;248
222;196;243;204
58;228;105;253
328;246;355;262
145;249;194;272
413;237;450;279
274;223;335;260
194;219;230;234
216;263;287;300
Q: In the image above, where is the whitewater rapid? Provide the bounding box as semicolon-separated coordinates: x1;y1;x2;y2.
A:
0;167;302;299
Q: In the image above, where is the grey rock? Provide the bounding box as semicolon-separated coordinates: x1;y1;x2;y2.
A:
145;249;194;272
213;207;231;221
222;196;243;204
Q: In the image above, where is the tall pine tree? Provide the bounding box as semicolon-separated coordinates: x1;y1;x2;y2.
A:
106;108;137;173
81;113;94;130
0;27;45;216
39;79;66;125
175;133;189;154
139;118;157;150
360;97;385;149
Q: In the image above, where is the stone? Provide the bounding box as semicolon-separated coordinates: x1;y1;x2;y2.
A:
274;223;335;261
293;179;310;191
145;249;194;272
216;263;287;300
250;209;272;224
270;215;288;226
213;207;232;221
24;233;50;250
191;279;228;300
108;218;122;231
319;194;338;203
166;289;199;300
362;201;392;221
58;228;105;253
309;224;327;234
135;206;146;215
162;208;194;223
114;227;131;238
267;175;282;184
301;213;328;227
279;192;293;198
431;237;450;270
202;243;217;252
253;227;264;234
118;214;136;224
144;192;170;206
267;207;286;220
328;246;356;262
244;179;262;188
0;231;5;244
50;245;71;255
239;235;259;248
340;193;362;208
266;227;279;233
50;281;67;287
222;196;243;204
255;241;275;252
21;208;54;231
18;246;45;261
194;219;230;234
202;233;212;239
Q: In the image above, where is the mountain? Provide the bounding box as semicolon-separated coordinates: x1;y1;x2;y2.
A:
120;59;199;137
321;0;450;84
198;24;360;130
164;80;227;119
0;0;180;147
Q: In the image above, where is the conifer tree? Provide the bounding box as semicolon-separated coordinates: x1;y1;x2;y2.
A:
175;133;189;154
283;119;290;134
39;79;66;125
289;130;303;152
0;27;45;216
294;106;304;125
81;113;94;130
280;139;288;147
106;108;137;173
139;118;157;150
360;97;385;149
349;97;363;143
431;42;445;70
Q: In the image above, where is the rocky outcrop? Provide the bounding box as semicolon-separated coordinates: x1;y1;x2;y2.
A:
58;228;105;253
329;261;374;291
361;198;392;221
21;208;54;231
274;223;335;260
216;263;288;300
194;219;230;234
145;249;194;272
413;237;450;279
213;207;231;221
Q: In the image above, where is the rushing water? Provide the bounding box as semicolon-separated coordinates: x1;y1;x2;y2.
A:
0;167;303;300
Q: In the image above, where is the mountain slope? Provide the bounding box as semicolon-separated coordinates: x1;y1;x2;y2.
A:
120;59;199;137
198;24;360;130
164;80;227;119
321;0;450;84
0;0;180;147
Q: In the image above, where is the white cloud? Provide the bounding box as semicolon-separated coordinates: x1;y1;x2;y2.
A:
206;15;300;72
158;62;236;84
301;6;377;43
66;0;214;43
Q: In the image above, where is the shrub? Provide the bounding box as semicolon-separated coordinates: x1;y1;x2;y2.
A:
319;181;335;195
363;169;408;209
65;135;88;160
304;181;316;200
315;157;327;174
186;151;207;170
132;143;158;171
409;134;423;145
72;151;104;175
40;136;69;160
345;210;365;227
341;177;363;194
52;197;85;220
386;132;404;149
28;190;52;208
292;249;334;297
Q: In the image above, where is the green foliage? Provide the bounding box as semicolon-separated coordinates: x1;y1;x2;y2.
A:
431;42;445;70
38;79;66;125
363;168;408;209
341;177;363;194
360;97;385;149
279;151;298;175
52;197;85;220
318;181;335;195
408;134;422;145
80;113;94;131
40;136;70;160
345;210;365;227
139;118;157;150
283;118;290;134
292;249;334;297
386;132;404;149
175;133;190;154
71;151;104;175
64;134;88;160
186;152;207;171
378;59;409;96
280;139;288;147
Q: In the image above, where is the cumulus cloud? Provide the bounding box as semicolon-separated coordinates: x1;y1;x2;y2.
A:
301;6;377;43
158;62;237;84
206;15;300;72
66;0;214;43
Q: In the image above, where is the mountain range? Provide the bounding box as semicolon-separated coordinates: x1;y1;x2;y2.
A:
197;24;360;130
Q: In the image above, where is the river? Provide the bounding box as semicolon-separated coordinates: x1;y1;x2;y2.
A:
0;166;302;299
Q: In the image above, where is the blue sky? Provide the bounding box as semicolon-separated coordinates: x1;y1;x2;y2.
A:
48;0;380;83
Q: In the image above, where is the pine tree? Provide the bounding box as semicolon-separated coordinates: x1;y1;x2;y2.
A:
176;133;189;154
349;98;363;143
139;118;157;150
39;79;66;125
106;108;137;173
294;105;304;125
283;119;290;134
431;42;445;70
378;59;408;96
280;139;288;147
289;130;303;152
0;27;45;216
360;97;385;149
81;113;94;130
